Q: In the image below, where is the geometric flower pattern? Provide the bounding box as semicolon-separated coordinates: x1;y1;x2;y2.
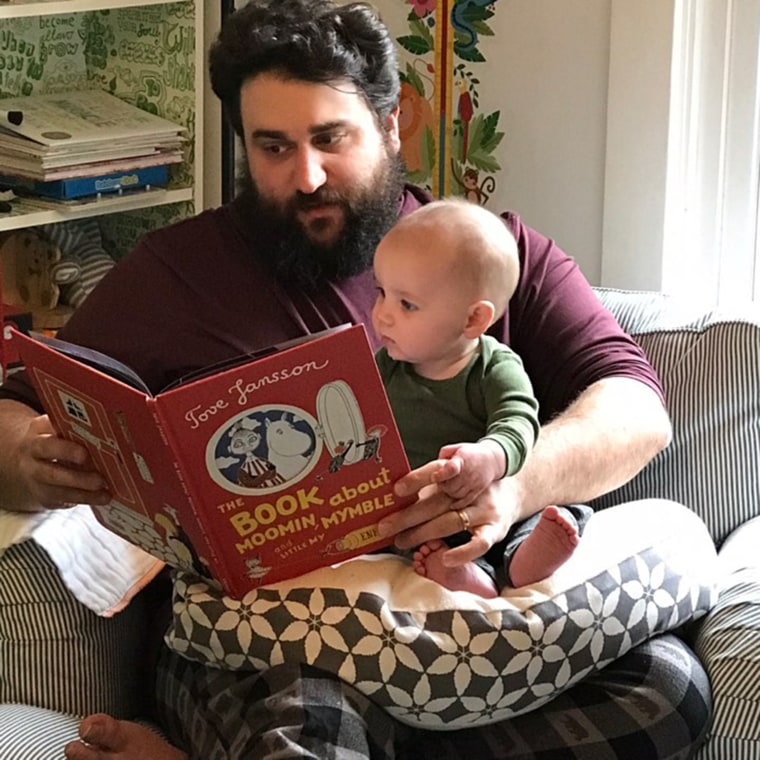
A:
166;547;715;729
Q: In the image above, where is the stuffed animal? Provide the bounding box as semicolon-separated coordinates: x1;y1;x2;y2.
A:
0;228;63;310
40;219;117;308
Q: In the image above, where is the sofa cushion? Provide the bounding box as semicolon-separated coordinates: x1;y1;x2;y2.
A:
592;287;760;546
166;498;717;729
0;539;156;718
0;704;79;760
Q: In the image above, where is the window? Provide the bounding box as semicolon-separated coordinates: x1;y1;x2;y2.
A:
603;0;760;305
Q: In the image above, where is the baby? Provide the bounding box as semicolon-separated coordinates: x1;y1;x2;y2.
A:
372;198;591;597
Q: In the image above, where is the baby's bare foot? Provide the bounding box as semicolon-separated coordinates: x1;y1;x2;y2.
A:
64;714;186;760
413;540;498;598
508;505;580;587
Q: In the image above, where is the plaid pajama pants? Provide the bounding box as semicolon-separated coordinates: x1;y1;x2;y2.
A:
155;632;711;759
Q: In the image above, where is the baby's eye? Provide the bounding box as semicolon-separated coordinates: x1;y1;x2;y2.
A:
400;299;418;312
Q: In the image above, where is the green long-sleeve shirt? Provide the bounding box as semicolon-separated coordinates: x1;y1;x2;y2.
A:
376;335;540;474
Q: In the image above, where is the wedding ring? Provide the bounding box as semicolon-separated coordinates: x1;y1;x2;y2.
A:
456;508;471;532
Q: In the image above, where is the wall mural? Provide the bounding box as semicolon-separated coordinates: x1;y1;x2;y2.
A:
386;0;504;206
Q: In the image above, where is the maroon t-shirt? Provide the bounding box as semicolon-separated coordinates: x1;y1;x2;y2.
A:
0;185;662;422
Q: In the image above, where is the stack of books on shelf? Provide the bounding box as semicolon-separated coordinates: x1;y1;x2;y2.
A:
0;89;186;203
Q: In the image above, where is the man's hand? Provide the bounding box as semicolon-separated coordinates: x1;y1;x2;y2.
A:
5;411;110;511
378;460;522;566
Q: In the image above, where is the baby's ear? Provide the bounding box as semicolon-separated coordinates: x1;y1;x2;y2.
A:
464;300;495;338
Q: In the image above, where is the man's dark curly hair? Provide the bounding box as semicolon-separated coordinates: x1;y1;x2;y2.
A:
209;0;400;138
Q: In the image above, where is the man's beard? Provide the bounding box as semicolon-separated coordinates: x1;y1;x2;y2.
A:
239;152;406;289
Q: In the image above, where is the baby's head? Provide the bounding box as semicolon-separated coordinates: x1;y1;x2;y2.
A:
372;198;519;372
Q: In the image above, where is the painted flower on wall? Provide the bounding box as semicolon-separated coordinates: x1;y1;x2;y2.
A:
409;0;436;17
385;0;505;204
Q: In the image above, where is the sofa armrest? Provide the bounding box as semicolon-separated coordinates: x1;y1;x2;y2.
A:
0;705;166;760
0;705;79;760
714;514;760;583
693;516;760;755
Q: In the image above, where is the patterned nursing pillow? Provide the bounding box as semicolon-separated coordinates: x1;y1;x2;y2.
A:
166;499;716;729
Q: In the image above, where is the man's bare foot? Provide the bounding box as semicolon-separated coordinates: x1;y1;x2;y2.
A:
64;714;186;760
508;505;580;587
413;539;498;598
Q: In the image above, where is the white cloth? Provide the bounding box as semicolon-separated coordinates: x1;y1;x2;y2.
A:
0;505;164;616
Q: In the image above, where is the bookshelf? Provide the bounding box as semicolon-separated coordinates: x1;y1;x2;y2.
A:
0;1;185;19
0;0;204;378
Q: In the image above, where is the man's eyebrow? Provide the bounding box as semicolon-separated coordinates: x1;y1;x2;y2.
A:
250;129;288;140
250;121;350;140
309;120;349;134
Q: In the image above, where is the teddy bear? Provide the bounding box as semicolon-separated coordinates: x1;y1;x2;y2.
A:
0;219;117;334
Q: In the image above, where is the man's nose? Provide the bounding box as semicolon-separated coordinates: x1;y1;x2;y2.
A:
293;146;327;194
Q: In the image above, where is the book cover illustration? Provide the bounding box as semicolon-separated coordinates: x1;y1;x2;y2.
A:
13;325;413;598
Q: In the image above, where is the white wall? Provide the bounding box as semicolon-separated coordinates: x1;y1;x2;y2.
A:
603;0;760;305
488;0;611;283
602;1;675;292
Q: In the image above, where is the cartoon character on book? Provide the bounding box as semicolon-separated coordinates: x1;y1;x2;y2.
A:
211;382;391;493
314;381;388;477
99;500;210;580
316;424;387;480
244;554;272;582
225;417;284;489
215;409;318;491
154;506;212;579
264;413;315;480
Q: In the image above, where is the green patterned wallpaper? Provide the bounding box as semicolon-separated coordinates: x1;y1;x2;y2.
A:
0;2;197;256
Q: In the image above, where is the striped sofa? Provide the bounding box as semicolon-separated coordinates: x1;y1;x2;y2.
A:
593;288;760;759
0;287;758;758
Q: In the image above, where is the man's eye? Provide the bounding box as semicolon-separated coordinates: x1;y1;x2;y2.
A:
259;143;288;155
315;132;344;148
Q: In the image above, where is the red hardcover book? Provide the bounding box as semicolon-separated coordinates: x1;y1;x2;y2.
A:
12;325;412;598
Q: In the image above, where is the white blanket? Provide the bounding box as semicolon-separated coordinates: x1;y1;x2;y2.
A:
0;505;164;616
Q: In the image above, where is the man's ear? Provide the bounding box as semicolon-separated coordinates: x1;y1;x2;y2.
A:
464;300;495;338
384;106;402;153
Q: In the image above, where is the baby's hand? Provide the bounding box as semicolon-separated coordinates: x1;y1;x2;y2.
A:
433;440;506;508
